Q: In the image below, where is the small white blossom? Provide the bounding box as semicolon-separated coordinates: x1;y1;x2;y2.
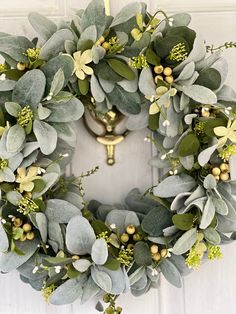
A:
162;120;170;127
46;95;52;101
160;154;166;160
168;18;174;27
32;266;39;274
37;167;46;174
225;107;232;115
45;245;49;249
49;92;53;96
1;218;6;224
168;149;174;154
144;137;151;142
151;268;158;276
174;169;178;175
146;25;152;32
169;170;174;175
37;244;41;248
60;153;69;158
150;95;155;102
0;74;6;81
54;266;62;274
110;223;116;229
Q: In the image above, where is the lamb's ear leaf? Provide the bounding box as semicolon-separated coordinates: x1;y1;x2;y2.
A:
45;199;81;224
12;69;46;108
28;12;57;41
33;120;57;155
49;276;87;305
0;239;39;272
172;228;197;255
66;216;96;255
159;258;182;288
6;125;25;153
91;238;108;265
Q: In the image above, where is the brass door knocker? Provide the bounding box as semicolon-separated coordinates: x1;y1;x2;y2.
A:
83;108;129;165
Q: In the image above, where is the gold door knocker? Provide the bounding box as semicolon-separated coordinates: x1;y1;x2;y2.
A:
83;108;129;165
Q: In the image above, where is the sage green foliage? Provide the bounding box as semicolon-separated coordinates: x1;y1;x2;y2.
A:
0;0;235;310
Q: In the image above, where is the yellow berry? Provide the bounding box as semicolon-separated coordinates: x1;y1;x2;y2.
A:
127;244;134;250
22;223;32;232
72;255;80;260
99;36;105;44
165;75;174;84
163;67;172;76
133;234;141;241
152;252;161;262
220;163;229;173
155;75;164;83
14;218;23;227
120;233;129;243
160;249;168;258
150;244;159;254
26;232;35;240
154;65;164;74
20;234;27;242
102;42;110;50
131;28;142;40
126;224;136;235
220;172;229;181
215;175;220;181
17;62;26;71
212;167;221;176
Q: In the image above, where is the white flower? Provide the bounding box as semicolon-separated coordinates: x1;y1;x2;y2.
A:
1;218;6;224
168;18;174;27
37;167;46;175
168;149;174;154
32;266;39;274
160;154;166;160
73;50;94;80
46;95;52;101
0;74;6;81
144;137;151;142
225;107;232;115
60;153;69;158
54;266;62;274
162;120;170;127
151;268;158;276
110;223;116;229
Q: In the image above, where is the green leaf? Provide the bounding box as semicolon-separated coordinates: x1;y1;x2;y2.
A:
91;266;112;293
106;85;141;114
78;77;89;95
103;258;120;271
33;179;46;193
195;68;221;90
49;277;86;305
172;214;194;231
141;207;172;236
172;228;197;255
12;69;46;108
110;2;142;27
159;259;182;288
146;48;160;66
107;59;135;81
40;29;74;60
28;12;57;41
80;0;106;39
33;120;57;155
43;257;73;267
203;227;221;245
134;242;152;266
50;69;65;96
204;117;227;137
178;133;200;157
154;174;197;198
0;36;34;63
6;125;25;153
148;113;159;130
91;220;111;235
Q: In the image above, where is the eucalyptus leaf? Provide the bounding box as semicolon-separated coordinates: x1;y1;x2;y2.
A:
91;238;108;265
28;12;57;41
33;120;57;155
45;199;81;223
6;125;25;153
200;196;216;229
159;259;182;288
203;227;221;245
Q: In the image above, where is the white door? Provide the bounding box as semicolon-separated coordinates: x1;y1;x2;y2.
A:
0;1;236;313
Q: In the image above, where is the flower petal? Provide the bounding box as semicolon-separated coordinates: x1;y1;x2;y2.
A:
149;102;159;115
22;182;34;192
214;126;228;137
75;69;85;80
82;65;94;76
17;167;26;179
73;51;82;62
27;166;38;178
81;50;93;64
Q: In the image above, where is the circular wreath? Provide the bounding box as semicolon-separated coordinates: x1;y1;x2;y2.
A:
0;0;235;313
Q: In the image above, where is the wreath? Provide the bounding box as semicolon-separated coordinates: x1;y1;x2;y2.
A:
0;0;235;313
